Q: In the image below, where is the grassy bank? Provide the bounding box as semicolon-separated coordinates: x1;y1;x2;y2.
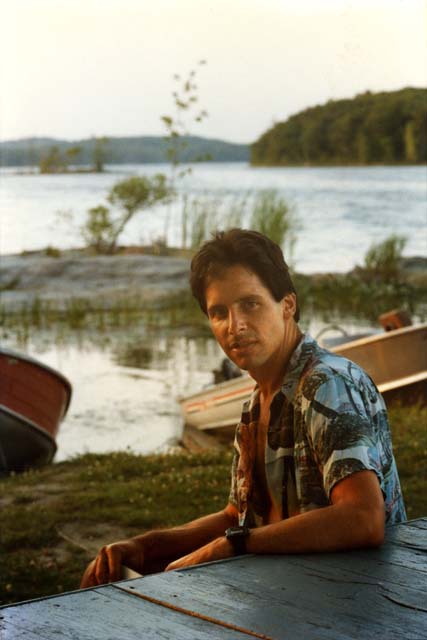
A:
2;270;426;340
1;405;425;606
293;270;427;324
1;246;426;335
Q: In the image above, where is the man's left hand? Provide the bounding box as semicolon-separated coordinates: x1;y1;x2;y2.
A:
165;536;233;571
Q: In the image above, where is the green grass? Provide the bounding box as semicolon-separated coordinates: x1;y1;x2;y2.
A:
0;404;425;606
0;450;233;605
388;404;427;520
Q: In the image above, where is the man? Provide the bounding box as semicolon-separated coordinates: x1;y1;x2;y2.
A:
81;229;406;587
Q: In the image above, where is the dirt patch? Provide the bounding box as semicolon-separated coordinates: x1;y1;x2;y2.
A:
56;522;135;558
0;471;79;507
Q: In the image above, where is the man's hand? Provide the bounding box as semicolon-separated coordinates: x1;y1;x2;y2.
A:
79;506;238;588
165;536;233;572
80;538;144;588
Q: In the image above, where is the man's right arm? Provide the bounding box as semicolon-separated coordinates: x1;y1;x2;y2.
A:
80;503;238;587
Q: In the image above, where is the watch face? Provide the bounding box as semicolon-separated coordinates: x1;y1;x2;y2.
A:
226;526;250;539
225;526;250;556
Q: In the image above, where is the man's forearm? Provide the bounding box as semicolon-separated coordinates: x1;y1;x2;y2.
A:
246;471;385;555
134;506;238;564
246;506;382;554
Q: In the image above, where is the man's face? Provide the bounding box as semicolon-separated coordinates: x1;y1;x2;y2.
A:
205;264;296;376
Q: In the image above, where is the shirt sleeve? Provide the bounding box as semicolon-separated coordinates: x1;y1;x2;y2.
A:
303;369;387;500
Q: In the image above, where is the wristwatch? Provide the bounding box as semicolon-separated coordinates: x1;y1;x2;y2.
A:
225;525;250;556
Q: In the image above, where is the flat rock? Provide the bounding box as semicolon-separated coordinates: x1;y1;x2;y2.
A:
0;252;191;310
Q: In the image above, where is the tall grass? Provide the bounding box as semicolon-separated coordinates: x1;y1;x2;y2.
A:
249;189;298;263
363;234;407;284
0;290;207;344
181;193;245;249
179;189;297;256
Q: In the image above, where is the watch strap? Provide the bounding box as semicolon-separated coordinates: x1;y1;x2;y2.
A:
225;526;250;556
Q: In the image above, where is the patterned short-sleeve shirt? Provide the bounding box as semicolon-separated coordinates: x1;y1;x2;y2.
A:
229;334;406;527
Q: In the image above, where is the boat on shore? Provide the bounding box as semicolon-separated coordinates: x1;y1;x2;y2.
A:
0;348;72;473
179;313;427;432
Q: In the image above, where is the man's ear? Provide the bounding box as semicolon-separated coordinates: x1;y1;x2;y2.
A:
282;293;297;319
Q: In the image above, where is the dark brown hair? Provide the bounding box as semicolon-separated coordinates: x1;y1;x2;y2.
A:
190;228;300;321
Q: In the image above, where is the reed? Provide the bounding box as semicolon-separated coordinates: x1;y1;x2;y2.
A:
294;272;426;324
180;195;221;249
177;189;297;262
0;290;208;347
249;189;298;260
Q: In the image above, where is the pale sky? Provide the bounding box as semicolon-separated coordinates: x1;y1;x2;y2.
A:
1;0;426;144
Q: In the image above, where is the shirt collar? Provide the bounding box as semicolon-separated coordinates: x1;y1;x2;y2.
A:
241;333;318;418
280;333;318;402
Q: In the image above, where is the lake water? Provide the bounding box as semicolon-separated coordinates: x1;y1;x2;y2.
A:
1;163;426;273
2;329;224;461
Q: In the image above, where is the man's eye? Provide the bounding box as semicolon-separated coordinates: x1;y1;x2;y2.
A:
243;300;259;311
209;307;227;320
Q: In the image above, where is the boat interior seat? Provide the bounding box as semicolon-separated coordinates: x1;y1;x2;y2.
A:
378;309;412;332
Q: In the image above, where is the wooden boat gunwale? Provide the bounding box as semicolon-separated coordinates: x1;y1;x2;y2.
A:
181;378;254;414
325;322;423;351
378;370;427;392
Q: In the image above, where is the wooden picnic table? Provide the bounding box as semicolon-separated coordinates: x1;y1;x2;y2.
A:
1;518;426;639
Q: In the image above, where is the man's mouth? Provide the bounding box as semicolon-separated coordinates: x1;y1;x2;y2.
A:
229;339;256;351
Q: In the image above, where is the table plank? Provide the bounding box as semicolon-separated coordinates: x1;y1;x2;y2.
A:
123;549;427;640
276;545;427;589
0;585;253;640
386;522;427;552
405;518;427;531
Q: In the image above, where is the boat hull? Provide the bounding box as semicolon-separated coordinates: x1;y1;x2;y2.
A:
180;376;255;431
0;348;71;438
0;348;72;473
0;407;57;473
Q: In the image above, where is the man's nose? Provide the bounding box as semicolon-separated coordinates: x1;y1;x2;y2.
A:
228;308;246;334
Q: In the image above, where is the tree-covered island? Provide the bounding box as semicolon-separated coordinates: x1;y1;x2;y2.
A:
251;87;426;166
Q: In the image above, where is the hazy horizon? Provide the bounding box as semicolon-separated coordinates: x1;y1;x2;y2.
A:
2;84;426;147
2;0;426;144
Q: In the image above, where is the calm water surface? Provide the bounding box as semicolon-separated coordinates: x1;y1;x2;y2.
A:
1;163;425;272
3;329;223;461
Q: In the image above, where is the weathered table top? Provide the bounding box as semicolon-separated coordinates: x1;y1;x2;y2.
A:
1;518;426;640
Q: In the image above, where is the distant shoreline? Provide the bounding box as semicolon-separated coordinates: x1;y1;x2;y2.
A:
2;162;426;175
